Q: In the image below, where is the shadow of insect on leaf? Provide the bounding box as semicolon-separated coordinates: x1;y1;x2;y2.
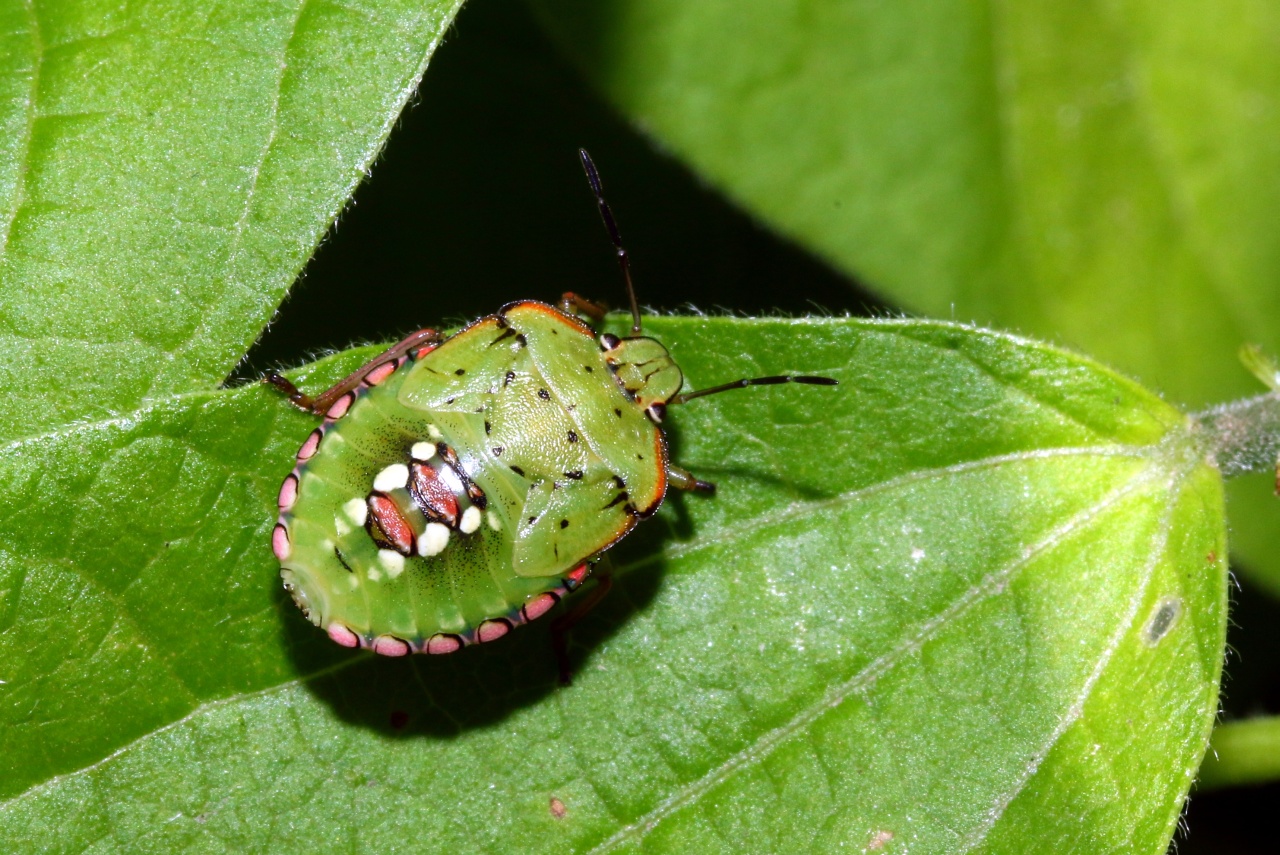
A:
659;416;840;505
281;561;665;737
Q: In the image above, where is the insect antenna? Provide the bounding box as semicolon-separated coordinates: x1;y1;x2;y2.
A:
673;375;838;406
579;148;643;335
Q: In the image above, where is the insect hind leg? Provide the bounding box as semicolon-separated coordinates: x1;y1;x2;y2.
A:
263;328;443;415
551;568;614;685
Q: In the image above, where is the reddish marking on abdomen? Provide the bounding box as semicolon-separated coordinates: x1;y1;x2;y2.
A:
373;636;411;657
368;494;417;555
410;462;459;526
296;428;323;462
363;360;398;386
427;633;463;654
277;474;298;511
564;563;591;590
522;592;559;622
272;524;291;561
477;618;512;643
325;392;354;420
327;623;360;648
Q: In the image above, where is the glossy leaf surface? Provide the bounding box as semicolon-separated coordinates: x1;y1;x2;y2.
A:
0;318;1226;854
0;0;463;440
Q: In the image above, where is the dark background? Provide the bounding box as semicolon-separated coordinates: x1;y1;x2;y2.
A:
240;2;1280;851
236;1;879;380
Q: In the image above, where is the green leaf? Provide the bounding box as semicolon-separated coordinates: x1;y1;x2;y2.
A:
525;0;1280;592
0;318;1226;854
0;0;464;441
1197;716;1280;791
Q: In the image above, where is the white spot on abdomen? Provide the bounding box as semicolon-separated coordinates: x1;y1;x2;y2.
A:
343;497;368;526
410;441;435;461
373;463;410;493
378;549;406;579
460;506;482;534
420;522;451;556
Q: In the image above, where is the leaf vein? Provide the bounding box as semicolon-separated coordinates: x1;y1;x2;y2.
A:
624;445;1156;574
0;0;41;261
0;658;355;812
589;458;1170;852
954;453;1197;850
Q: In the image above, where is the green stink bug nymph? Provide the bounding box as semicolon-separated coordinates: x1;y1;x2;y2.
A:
268;151;836;674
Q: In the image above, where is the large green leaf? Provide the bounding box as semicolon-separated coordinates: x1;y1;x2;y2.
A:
525;0;1280;593
0;0;464;441
0;318;1226;853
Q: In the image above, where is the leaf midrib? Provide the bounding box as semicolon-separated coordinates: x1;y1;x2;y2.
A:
621;445;1155;575
0;441;1178;833
955;453;1198;852
584;454;1178;852
0;0;39;262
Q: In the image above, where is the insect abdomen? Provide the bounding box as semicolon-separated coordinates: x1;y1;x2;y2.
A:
275;358;588;654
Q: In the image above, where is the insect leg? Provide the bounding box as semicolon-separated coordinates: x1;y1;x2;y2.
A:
558;292;609;324
263;328;443;415
667;464;716;494
262;372;318;411
551;566;613;685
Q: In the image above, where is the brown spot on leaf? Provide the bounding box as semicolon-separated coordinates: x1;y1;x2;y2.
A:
867;830;894;851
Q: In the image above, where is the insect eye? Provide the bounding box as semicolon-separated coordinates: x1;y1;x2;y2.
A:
600;333;621;351
646;402;667;423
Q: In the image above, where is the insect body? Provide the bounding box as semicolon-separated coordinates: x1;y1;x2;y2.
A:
268;151;835;666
